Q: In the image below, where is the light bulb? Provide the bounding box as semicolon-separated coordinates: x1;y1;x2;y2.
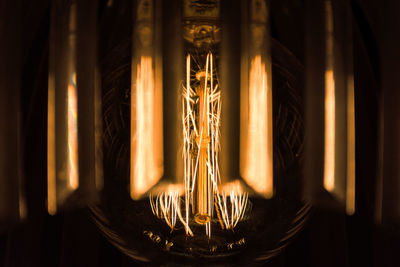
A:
91;0;309;264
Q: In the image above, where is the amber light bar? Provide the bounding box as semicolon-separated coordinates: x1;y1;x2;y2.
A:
304;0;355;214
47;0;102;214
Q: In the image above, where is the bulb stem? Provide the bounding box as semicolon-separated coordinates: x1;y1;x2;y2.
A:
194;73;211;225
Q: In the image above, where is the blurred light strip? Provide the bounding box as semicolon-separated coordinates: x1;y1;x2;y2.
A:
130;0;164;200
240;0;273;199
324;70;335;191
243;55;273;198
67;4;79;191
323;0;335;192
346;74;356;215
67;73;79;190
131;56;161;199
47;73;57;215
47;2;78;214
47;0;101;214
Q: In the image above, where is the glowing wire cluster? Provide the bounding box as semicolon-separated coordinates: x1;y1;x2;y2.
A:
149;52;248;237
215;191;249;230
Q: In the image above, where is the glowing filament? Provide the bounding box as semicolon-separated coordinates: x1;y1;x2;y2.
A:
215;190;248;230
150;52;248;237
184;52;221;230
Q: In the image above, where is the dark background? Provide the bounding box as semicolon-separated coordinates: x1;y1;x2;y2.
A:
1;0;400;266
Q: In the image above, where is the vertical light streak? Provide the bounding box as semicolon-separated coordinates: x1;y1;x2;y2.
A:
206;54;212;222
48;2;79;214
205;53;210;136
185;54;191;234
67;73;79;190
131;56;162;199
210;53;217;190
243;55;273;198
346;74;355;214
47;74;56;215
206;53;211;223
324;70;335;191
208;53;214;226
323;0;335;192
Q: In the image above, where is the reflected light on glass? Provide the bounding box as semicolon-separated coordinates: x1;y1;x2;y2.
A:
324;69;335;192
346;74;356;215
92;0;310;264
131;56;163;199
47;73;56;215
242;55;273;198
67;73;79;190
323;0;335;193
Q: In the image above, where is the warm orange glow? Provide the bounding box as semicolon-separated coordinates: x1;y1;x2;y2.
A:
215;183;248;230
150;183;185;196
242;55;273;198
47;74;56;215
149;53;249;237
323;0;335;192
47;72;80;214
67;73;79;190
346;75;355;215
148;184;191;235
219;180;245;195
150;191;194;236
182;53;221;235
130;56;163;199
215;180;248;230
323;70;335;192
47;3;79;215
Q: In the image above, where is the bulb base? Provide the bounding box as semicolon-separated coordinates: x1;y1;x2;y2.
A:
194;213;211;225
